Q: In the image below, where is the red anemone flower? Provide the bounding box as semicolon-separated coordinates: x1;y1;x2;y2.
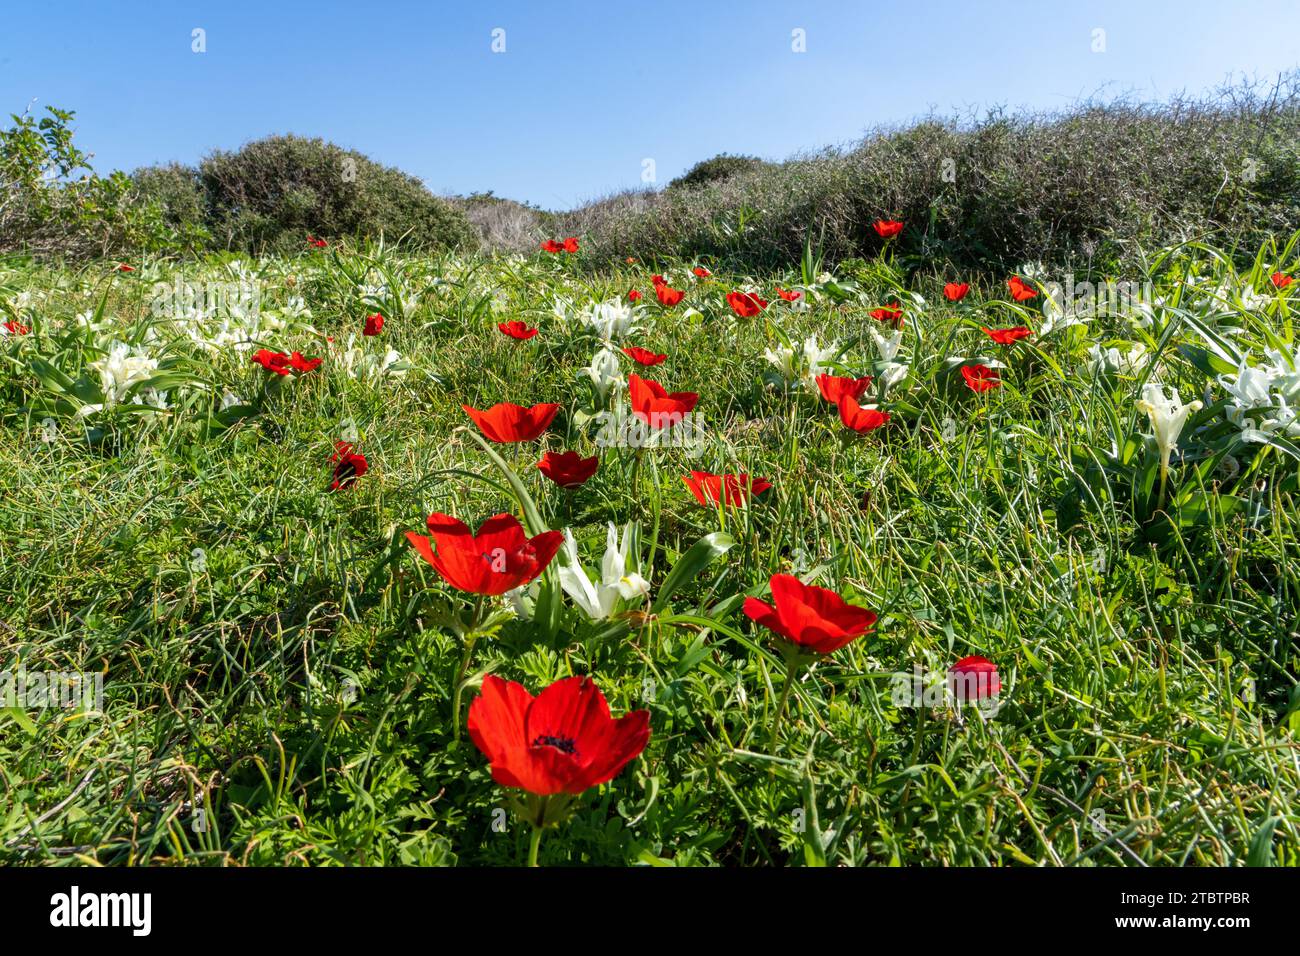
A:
1006;276;1038;301
468;674;650;796
116;263;135;273
816;373;873;405
2;320;30;335
948;656;1001;700
537;450;599;488
406;512;564;596
363;313;384;336
252;349;292;375
330;441;369;490
776;287;802;301
982;326;1033;345
650;274;665;286
837;395;891;434
628;289;642;302
562;236;580;253
622;346;667;366
872;219;904;239
627;373;699;429
743;573;877;656
682;471;771;507
870;303;904;323
307;235;328;249
462;402;560;442
540;239;563;253
944;282;970;302
960;364;1001;392
655;283;684;307
693;266;711;278
625;257;636;264
1271;272;1294;289
288;351;322;373
498;321;539;340
726;291;768;317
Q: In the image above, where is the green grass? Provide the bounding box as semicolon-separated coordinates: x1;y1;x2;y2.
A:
0;240;1297;866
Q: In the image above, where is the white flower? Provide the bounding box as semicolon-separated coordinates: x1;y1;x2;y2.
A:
89;341;158;406
1038;294;1087;336
505;580;541;620
800;335;837;381
1135;383;1202;477
878;363;909;395
338;336;405;383
1262;344;1300;402
1240;394;1300;443
579;299;639;341
583;348;622;400
220;390;244;410
558;524;651;621
869;327;903;364
764;335;834;391
1219;360;1274;415
763;342;798;382
1087;343;1149;377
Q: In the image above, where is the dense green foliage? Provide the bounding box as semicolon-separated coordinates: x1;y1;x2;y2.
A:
562;79;1300;274
667;153;771;190
194;135;477;255
1;235;1297;865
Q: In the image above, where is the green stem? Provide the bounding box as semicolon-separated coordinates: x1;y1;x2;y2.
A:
527;825;543;867
769;659;800;750
631;447;646;516
451;598;485;741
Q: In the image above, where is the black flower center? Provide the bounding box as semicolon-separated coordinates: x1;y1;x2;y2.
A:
532;734;578;756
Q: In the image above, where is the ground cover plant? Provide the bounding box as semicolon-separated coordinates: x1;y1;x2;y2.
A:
1;229;1298;866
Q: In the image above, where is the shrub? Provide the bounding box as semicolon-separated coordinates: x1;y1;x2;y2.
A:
0;107;181;259
562;76;1300;275
198;134;476;254
132;163;207;233
667;153;770;190
450;191;553;255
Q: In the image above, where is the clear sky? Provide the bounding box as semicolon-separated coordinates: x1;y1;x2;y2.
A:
2;1;1297;210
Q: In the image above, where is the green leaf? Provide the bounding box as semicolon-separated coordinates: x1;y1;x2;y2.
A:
651;531;736;613
1246;816;1279;867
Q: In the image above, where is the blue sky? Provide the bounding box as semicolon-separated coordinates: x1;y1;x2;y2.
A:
2;0;1297;209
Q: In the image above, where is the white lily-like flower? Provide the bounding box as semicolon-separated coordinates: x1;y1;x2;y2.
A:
89;341;158;406
283;295;311;319
1219;360;1274;417
579;299;639;341
558;524;651;621
763;342;797;382
583;348;623;400
878;362;910;395
869;327;903;364
1135;383;1203;484
1262;344;1300;402
1240;394;1300;443
1087;343;1149;377
800;335;837;383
